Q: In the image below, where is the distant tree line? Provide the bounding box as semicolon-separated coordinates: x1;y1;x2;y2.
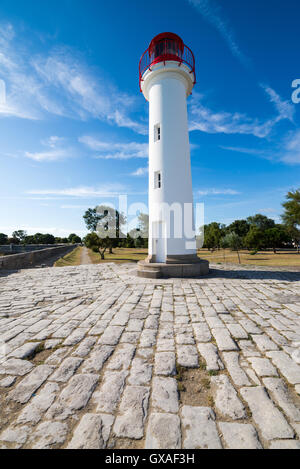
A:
83;190;300;261
202;189;300;262
0;231;82;245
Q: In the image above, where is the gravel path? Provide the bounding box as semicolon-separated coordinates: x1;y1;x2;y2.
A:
80;247;92;265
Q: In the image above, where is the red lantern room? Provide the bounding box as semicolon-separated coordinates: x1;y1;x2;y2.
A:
139;32;196;91
149;32;184;63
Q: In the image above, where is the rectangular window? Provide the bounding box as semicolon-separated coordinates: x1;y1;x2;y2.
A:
154;171;161;189
154;123;161;142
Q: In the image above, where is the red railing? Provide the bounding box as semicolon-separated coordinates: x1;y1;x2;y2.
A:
139;39;196;91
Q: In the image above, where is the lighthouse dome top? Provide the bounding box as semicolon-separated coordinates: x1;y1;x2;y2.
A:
139;32;196;93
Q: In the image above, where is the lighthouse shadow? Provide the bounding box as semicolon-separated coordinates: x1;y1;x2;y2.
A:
206;267;300;283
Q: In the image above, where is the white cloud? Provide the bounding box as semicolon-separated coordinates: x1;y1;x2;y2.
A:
280;130;300;164
188;0;251;68
25;149;72;162
79;135;148;160
26;184;127;198
189;91;294;138
0;23;145;133
261;84;295;123
259;208;277;214
189;93;275;137
221;130;300;165
0;23;63;120
25;135;75;162
41;136;65;148
220;146;265;156
32;48;146;133
131;167;148;176
197;188;240;196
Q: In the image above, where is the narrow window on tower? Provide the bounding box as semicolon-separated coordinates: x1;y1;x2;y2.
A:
154;124;161;142
154;171;161;189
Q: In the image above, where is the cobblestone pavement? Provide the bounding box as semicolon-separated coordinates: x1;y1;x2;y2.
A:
0;263;300;449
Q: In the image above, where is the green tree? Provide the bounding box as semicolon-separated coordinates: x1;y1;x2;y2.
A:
68;234;81;244
125;233;135;248
84;232;111;260
282;189;300;252
68;233;77;242
135;236;145;248
244;226;265;251
42;233;55;244
29;233;55;244
220;235;230;262
12;230;27;243
24;235;35;244
204;223;225;251
7;237;20;245
264;226;291;253
221;232;243;264
247;214;275;231
226;219;250;238
83;205;126;254
137;212;149;239
83;208;102;231
0;233;8;245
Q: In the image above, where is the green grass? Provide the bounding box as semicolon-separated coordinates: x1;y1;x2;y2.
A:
197;248;300;267
55;246;300;267
88;247;148;264
55;246;82;267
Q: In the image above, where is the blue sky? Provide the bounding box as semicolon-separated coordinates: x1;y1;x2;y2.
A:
0;0;299;237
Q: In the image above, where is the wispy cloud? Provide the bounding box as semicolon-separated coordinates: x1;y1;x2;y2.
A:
131;167;149;176
197;188;240;196
79;135;148;160
189;89;294;138
25;136;76;162
220;146;265;156
259;208;277;214
221;129;300;165
281;130;300;164
0;23;64;119
0;23;145;133
261;84;295;123
26;184;127;198
32;48;146;133
189;92;276;137
188;0;251;68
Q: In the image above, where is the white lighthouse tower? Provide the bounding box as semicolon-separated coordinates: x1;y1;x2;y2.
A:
137;32;209;278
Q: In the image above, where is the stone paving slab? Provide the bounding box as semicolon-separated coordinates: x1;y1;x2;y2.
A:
0;262;300;449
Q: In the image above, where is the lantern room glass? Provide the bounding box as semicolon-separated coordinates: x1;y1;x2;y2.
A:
151;39;183;62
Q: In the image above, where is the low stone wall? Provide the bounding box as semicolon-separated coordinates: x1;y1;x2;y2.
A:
0;245;77;270
0;244;69;254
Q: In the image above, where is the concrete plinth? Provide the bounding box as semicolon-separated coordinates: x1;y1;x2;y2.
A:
137;258;209;279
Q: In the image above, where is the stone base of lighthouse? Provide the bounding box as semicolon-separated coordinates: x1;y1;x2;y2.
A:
137;255;209;279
